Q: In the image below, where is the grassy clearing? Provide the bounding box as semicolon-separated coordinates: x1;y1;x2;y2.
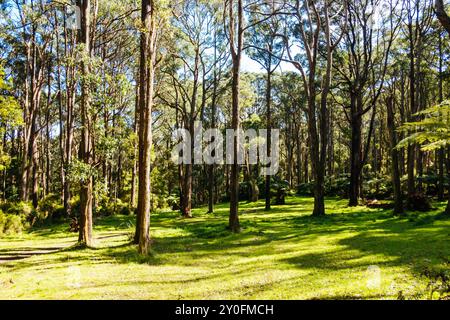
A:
0;196;449;300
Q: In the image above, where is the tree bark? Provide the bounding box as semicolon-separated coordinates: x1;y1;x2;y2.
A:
135;0;156;254
407;13;418;207
265;68;272;211
207;70;218;213
435;0;450;34
181;162;193;217
349;94;362;207
386;96;404;215
446;145;450;215
78;0;94;247
131;70;139;209
227;0;244;232
438;34;445;201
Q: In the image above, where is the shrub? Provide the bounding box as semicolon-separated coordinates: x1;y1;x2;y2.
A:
0;210;24;235
97;198;132;216
151;193;168;211
0;211;5;233
239;181;251;201
297;175;350;198
407;192;433;212
37;194;65;221
167;195;180;211
119;204;133;216
297;182;314;196
5;214;23;234
0;201;34;228
5;201;33;217
362;174;393;200
69;196;81;216
325;175;350;198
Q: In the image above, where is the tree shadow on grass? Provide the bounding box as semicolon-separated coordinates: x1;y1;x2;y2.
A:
93;203;392;267
337;218;450;273
0;245;74;264
281;214;450;278
3;197;449;290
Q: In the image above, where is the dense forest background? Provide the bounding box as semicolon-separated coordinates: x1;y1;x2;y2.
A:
0;0;449;255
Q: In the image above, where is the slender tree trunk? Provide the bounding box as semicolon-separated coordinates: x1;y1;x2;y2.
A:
29;24;43;208
131;71;139;209
265;68;272;211
349;94;363;207
229;61;241;232
135;0;155;254
446;145;450;215
45;57;52;196
78;0;94;247
349;98;362;207
20;33;33;202
328;109;334;177
296;124;302;185
55;12;66;207
308;91;325;216
407;19;417;207
64;85;74;216
304;140;309;183
208;32;219;214
438;34;445;201
228;0;243;232
63;27;76;216
207;107;217;213
181;162;193;217
386;96;403;215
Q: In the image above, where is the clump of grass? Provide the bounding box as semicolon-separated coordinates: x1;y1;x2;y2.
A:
421;265;450;300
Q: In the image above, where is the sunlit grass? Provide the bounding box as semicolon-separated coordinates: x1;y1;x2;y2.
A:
0;196;449;300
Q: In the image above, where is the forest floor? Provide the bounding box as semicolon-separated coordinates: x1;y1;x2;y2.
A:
0;196;449;300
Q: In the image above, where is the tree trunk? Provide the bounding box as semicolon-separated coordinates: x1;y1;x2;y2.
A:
308;93;325;217
446;146;450;215
207;85;217;213
265;68;272;211
435;0;450;35
131;77;139;209
229;61;241;232
228;0;243;233
438;34;445;201
78;0;94;247
407;18;417;207
181;163;193;217
135;0;155;254
349;94;362;207
386;96;404;215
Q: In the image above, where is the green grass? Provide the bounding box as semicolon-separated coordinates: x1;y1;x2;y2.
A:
1;196;449;300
